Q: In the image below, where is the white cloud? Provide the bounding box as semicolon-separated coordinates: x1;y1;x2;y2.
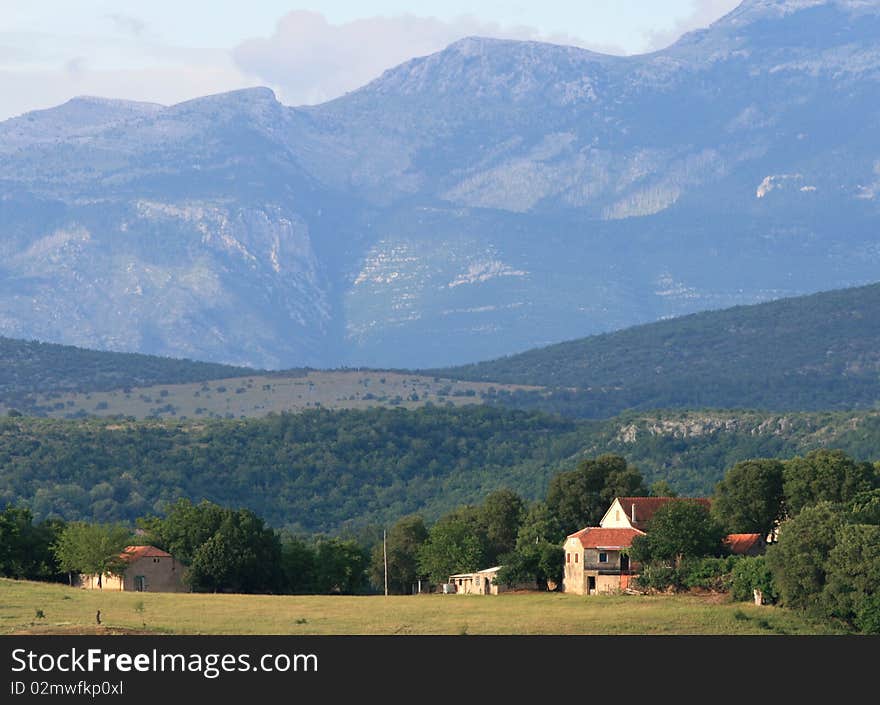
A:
644;0;742;50
232;10;622;107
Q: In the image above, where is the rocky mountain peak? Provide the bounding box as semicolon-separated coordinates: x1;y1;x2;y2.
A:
718;0;879;26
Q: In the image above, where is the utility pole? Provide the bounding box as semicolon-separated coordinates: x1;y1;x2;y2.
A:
383;529;388;597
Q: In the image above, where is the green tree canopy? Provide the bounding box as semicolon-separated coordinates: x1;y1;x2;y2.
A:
369;514;429;594
52;521;132;588
0;506;65;581
495;542;563;590
712;458;785;537
545;454;647;535
140;498;228;565
279;535;317;594
417;509;486;584
765;501;844;610
314;538;368;594
823;523;880;633
783;449;877;516
186;508;282;593
629;501;726;566
515;501;564;549
479;489;526;565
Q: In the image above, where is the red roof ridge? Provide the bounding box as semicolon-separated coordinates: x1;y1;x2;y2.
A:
567;526;645;549
723;533;765;555
120;545;172;561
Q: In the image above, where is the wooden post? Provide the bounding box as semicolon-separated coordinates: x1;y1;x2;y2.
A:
383;529;388;597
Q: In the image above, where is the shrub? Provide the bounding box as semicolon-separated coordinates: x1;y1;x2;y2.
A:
731;555;777;603
681;555;740;592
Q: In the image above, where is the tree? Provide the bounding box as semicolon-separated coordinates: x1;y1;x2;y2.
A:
479;489;525;565
650;480;677;498
369;515;428;594
846;489;880;525
0;506;65;581
496;542;564;590
417;510;486;585
822;523;880;633
279;535;317;594
515;501;564;549
546;454;646;535
140;498;228;565
629;501;725;567
712;459;785;537
783;449;876;516
52;522;132;588
186;509;282;593
765;502;844;610
314;538;368;594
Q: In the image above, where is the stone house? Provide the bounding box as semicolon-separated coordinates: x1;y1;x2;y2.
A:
563;527;644;595
77;545;186;592
563;496;712;596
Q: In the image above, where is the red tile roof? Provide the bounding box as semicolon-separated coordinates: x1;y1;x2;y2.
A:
567;527;645;549
724;533;764;555
616;497;712;528
120;545;172;562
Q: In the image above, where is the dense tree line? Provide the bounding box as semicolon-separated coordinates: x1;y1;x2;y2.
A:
0;407;581;534
0;499;370;595
6;407;880;535
439;282;880;417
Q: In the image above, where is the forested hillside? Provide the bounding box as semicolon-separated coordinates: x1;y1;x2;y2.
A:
441;283;880;417
4;405;880;534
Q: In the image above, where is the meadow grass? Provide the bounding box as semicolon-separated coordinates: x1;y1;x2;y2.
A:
0;579;844;635
28;371;539;421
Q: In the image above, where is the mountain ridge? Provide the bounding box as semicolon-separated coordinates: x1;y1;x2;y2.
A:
2;0;880;368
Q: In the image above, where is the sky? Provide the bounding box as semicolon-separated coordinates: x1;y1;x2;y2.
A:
0;0;742;121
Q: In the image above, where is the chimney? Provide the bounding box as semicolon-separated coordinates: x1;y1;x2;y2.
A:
631;503;636;525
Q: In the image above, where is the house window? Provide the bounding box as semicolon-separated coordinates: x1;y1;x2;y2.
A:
599;552;608;563
566;553;570;564
615;510;620;521
574;554;578;563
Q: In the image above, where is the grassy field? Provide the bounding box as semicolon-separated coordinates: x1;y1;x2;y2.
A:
24;371;541;420
0;579;844;635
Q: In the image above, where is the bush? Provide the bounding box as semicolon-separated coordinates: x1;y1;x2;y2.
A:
635;564;682;592
731;555;777;603
681;556;740;592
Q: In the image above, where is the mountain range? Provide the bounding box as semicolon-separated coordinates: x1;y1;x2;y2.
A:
2;0;880;369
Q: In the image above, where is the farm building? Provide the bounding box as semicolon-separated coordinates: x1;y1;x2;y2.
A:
77;545;186;593
564;496;712;596
447;566;534;595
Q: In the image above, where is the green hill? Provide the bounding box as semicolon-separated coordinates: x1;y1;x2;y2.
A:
4;405;880;534
438;282;880;417
0;337;261;411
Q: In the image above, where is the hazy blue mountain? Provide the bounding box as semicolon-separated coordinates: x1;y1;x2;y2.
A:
2;0;880;368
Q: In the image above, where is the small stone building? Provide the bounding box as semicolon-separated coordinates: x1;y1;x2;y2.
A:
78;545;185;592
447;566;534;595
